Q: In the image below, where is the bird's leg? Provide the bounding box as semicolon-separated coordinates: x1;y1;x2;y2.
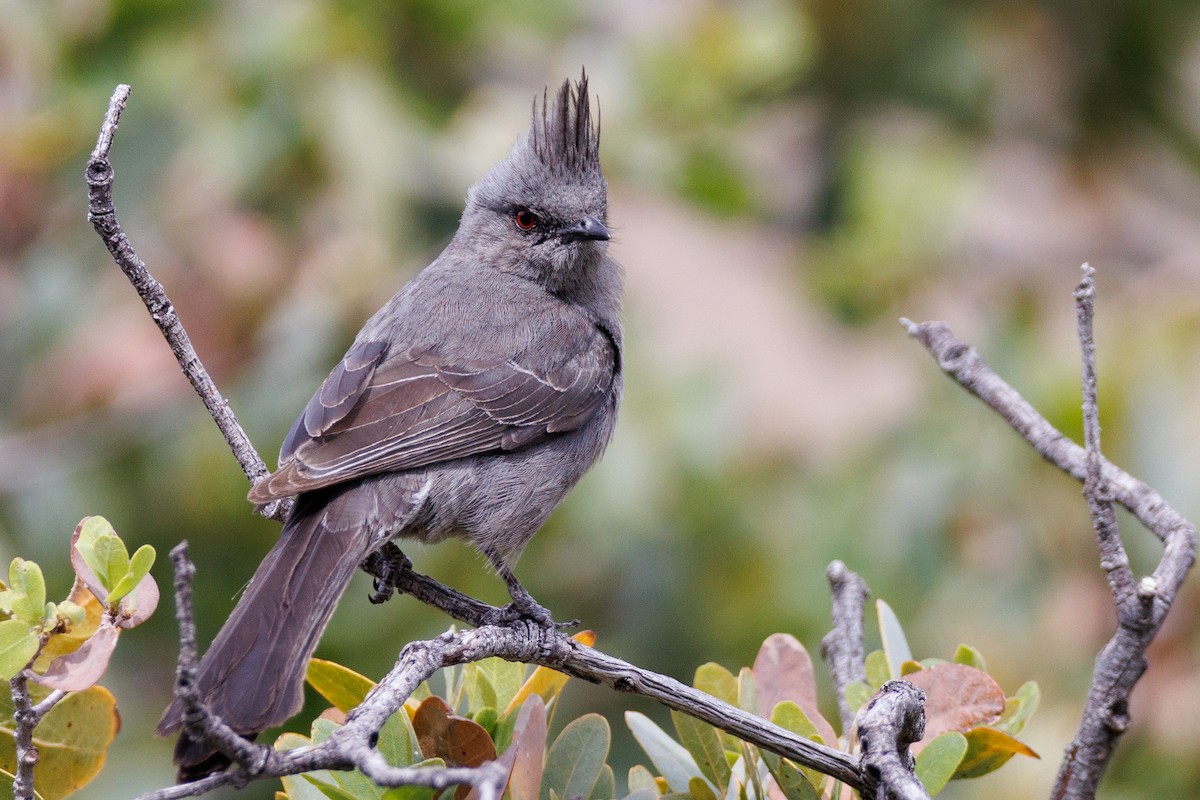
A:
478;548;577;629
361;541;412;604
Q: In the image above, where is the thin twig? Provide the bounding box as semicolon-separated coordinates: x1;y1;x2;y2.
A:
1074;266;1136;604
84;84;290;522
903;274;1197;800
821;560;870;739
10;674;38;800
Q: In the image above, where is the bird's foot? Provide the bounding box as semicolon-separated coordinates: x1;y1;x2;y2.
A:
361;542;412;604
480;567;578;629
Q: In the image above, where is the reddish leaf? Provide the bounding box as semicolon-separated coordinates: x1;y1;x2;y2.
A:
904;664;1005;749
753;633;838;745
29;622;119;692
70;518;108;603
412;696;496;768
754;633;818;712
115;572;158;628
464;694;547;800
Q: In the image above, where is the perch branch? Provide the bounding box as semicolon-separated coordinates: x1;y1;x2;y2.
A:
903;265;1196;800
138;549;868;800
84;84;289;522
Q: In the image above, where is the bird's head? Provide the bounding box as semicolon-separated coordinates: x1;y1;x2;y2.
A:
459;71;612;298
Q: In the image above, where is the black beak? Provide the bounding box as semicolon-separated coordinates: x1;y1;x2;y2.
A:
558;215;610;243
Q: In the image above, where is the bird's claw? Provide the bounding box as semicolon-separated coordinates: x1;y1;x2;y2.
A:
362;543;412;604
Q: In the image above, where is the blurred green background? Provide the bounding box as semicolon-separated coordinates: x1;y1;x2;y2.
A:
4;0;1200;797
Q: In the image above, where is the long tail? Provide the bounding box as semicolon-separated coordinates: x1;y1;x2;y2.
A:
157;490;374;780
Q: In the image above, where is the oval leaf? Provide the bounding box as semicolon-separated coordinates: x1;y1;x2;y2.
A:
905;664;1006;748
307;658;376;713
541;714;610;800
0;620;39;680
70;518;110;602
503;696;548;800
0;685;120;800
29;623;119;692
625;711;703;793
8;560;46;628
915;732;968;796
952;727;1039;779
876;600;912;679
105;544;155;606
115;572;159;628
752;634;818;713
671;711;729;792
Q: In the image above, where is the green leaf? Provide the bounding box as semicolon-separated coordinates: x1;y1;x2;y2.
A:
307;658;376;713
74;518;130;596
736;667;759;717
915;732;968;796
304;776;359;800
761;757;819;800
864;650;890;688
104;544;155;606
693;663;738;706
952;727;1039;779
670;711;729;792
541;714;610;800
994;682;1040;736
464;664;497;715
844;680;873;713
627;764;660;794
952;645;986;672
0;620;39;679
0;685;119;800
626;711;705;794
876;599;912;679
687;776;719;800
591;764;615;800
377;708;421;768
768;701;825;791
899;660;923;676
470;657;525;716
7;560;46;628
276;732;338;800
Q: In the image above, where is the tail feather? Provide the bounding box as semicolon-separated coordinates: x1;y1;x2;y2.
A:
157;491;374;780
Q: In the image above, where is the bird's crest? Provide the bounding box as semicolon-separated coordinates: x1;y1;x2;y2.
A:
529;70;601;176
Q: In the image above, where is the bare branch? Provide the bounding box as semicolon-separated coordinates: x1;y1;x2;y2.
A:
10;674;39;800
855;680;929;800
903;269;1198;800
145;546;869;799
1074;266;1136;605
821;559;870;738
84;84;289;522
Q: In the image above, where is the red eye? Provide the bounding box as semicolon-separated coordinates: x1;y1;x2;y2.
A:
514;209;537;231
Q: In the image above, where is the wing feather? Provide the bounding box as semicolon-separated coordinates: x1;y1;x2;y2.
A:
248;323;616;504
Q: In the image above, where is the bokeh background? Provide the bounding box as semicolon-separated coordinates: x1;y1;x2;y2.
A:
4;1;1200;797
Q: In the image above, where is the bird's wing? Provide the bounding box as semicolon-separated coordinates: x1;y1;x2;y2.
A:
248;327;616;503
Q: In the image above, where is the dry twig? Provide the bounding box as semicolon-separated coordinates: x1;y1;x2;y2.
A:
903;265;1197;799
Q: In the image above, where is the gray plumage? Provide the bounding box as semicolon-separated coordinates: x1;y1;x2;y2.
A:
157;72;622;780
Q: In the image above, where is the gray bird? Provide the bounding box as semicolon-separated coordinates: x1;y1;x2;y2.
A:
157;73;622;780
